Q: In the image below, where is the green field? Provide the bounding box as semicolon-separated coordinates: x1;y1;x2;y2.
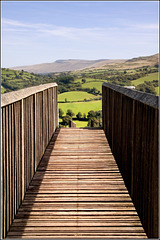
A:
72;120;88;128
131;72;159;86
155;87;159;95
58;91;98;102
58;90;102;127
59;119;88;128
1;86;6;94
58;100;102;116
82;81;106;92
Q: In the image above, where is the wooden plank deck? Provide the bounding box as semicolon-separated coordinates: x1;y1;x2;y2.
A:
7;128;147;238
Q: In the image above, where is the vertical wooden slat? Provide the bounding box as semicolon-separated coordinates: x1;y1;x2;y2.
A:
56;86;58;129
8;105;12;227
18;101;21;207
31;95;35;177
28;98;30;188
152;108;158;236
1;108;3;239
11;104;15;223
53;87;55;132
31;95;34;178
21;99;25;200
23;99;27;193
1;108;5;238
34;93;37;173
6;106;10;233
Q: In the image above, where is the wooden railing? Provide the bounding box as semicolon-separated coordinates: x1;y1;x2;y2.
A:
1;83;58;238
102;82;159;238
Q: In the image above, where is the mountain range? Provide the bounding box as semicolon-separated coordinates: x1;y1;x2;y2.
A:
10;53;159;74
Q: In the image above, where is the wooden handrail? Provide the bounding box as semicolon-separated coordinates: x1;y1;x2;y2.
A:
1;83;58;238
102;83;159;238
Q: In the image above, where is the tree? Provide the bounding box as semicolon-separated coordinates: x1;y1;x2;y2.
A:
95;110;102;118
95;110;102;126
62;115;72;127
82;79;86;83
57;76;74;84
87;117;99;127
19;70;24;75
136;82;156;95
65;98;67;102
66;109;75;118
76;112;82;120
59;108;64;119
87;110;96;118
83;113;87;120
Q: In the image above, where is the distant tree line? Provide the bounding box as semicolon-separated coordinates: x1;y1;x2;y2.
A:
2;66;158;96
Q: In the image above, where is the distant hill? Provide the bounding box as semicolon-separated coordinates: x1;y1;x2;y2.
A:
92;53;159;70
10;53;158;74
10;59;125;74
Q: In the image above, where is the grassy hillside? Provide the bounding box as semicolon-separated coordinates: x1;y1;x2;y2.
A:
81;81;105;93
58;91;99;102
131;72;159;86
1;68;56;93
1;68;38;93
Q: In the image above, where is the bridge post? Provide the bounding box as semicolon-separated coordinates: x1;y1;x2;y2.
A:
69;120;76;128
91;119;94;127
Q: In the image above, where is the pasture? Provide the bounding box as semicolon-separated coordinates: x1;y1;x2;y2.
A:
58;91;98;102
81;81;105;92
1;86;6;94
58;100;102;116
155;87;159;95
72;120;88;128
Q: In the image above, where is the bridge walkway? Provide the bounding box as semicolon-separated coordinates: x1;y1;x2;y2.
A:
7;128;147;238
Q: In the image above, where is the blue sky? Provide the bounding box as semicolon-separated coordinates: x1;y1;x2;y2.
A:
1;1;159;68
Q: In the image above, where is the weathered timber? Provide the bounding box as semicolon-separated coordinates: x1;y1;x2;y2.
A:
69;120;76;128
7;128;147;239
1;83;58;238
102;82;158;238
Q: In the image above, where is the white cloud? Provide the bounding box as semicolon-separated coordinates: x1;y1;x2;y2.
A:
130;23;159;30
2;17;158;42
2;17;158;67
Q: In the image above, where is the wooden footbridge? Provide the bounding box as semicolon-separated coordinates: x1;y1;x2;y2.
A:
1;83;158;239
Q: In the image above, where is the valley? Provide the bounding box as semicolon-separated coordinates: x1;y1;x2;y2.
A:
1;53;159;127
